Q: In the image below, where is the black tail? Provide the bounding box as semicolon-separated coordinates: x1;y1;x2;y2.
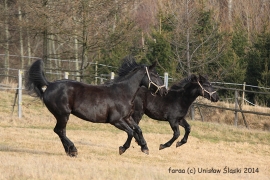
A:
25;60;50;99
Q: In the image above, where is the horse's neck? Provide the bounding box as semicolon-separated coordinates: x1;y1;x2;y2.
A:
118;69;145;99
182;85;200;105
164;85;199;106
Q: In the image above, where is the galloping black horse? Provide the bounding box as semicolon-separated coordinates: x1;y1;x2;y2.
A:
25;55;167;156
121;74;219;152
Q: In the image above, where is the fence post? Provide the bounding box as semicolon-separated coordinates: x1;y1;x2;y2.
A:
64;72;69;79
110;72;115;79
18;70;23;118
95;61;98;85
234;90;238;127
164;72;168;89
242;82;246;105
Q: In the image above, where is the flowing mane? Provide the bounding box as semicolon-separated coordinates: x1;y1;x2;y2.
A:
108;55;144;84
170;74;197;90
118;55;142;76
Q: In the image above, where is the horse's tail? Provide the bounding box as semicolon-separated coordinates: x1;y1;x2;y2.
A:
25;59;50;99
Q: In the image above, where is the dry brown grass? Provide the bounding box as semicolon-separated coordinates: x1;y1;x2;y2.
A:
0;91;269;180
194;97;270;131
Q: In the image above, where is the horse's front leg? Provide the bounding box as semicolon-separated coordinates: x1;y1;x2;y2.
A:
131;123;149;154
122;115;148;154
119;134;133;155
121;128;149;155
112;120;147;155
176;118;191;147
159;120;180;150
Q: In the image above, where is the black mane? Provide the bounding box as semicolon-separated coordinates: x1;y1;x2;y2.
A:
170;74;197;90
107;55;143;84
118;55;142;77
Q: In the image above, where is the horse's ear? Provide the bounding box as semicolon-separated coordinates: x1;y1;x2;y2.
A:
190;74;198;82
149;61;157;70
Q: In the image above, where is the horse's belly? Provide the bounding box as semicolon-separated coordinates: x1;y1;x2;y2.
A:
72;107;109;123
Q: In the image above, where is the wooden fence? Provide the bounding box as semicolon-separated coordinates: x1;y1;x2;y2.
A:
192;84;270;129
1;70;269;130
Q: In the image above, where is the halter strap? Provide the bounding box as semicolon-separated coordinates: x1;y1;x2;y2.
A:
197;81;216;100
145;67;165;95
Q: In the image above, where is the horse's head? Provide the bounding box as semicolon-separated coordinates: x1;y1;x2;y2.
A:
141;61;167;96
194;75;219;102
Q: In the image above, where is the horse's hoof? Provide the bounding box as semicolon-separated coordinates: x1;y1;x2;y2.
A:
141;148;149;155
119;146;126;155
176;141;184;148
67;151;78;157
159;144;166;150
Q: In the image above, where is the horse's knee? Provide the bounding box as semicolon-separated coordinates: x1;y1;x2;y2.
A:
131;124;141;135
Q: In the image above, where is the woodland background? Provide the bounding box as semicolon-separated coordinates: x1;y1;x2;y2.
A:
1;0;270;105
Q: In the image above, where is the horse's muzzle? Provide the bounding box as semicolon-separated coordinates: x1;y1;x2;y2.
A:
159;87;168;96
211;94;219;102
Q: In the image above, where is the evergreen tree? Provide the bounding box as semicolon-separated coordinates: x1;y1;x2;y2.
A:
246;31;270;105
144;31;176;77
220;25;248;83
140;12;178;83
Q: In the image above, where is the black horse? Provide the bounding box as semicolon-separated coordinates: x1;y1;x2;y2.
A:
25;55;167;156
121;74;219;152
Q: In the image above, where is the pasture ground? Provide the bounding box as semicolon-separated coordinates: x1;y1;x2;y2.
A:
0;91;269;180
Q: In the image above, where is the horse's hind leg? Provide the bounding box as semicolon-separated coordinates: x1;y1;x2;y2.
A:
120;134;133;155
131;124;149;154
54;115;78;157
121;127;149;155
176;118;191;147
125;117;149;154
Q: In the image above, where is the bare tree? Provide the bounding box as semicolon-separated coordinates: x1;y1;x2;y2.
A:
4;0;10;82
161;0;226;78
18;4;24;69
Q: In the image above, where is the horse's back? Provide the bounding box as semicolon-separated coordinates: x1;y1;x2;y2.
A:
134;89;184;121
42;80;96;114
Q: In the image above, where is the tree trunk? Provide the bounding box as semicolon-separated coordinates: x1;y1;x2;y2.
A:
80;1;88;82
74;31;79;81
186;0;191;76
4;0;10;82
43;0;48;67
26;18;32;66
228;0;232;22
43;30;48;66
18;5;24;69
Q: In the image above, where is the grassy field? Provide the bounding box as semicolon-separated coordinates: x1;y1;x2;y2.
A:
0;91;269;180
